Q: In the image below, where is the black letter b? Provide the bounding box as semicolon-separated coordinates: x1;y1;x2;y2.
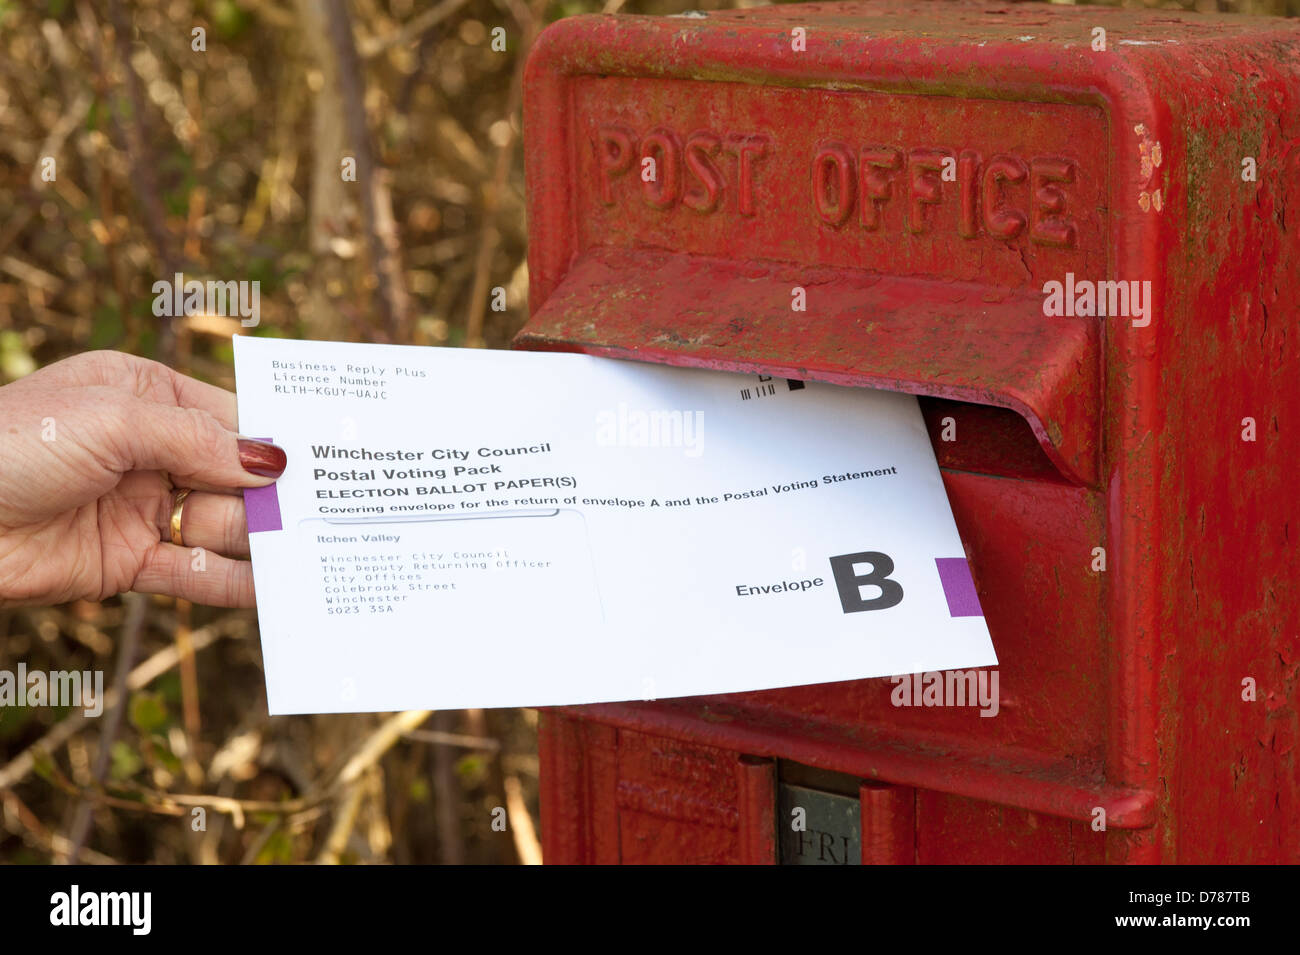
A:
829;551;903;613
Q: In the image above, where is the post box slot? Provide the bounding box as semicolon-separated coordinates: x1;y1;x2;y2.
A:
919;397;1064;483
518;247;1101;485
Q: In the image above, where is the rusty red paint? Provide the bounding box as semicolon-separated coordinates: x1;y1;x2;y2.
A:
517;1;1300;864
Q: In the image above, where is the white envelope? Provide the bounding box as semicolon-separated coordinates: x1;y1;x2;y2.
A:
234;335;995;714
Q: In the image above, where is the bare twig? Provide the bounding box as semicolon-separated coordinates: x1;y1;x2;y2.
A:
464;0;548;347
469;708;516;863
34;710;433;835
29;91;92;191
0;614;251;791
239;818;284;865
358;0;474;58
316;775;366;863
0;256;62;294
334;710;431;788
78;0;183;362
322;0;412;341
404;728;500;751
41;759;186;818
295;0;350;256
63;591;147;862
2;790;118;865
504;774;542;865
362;764;390;860
430;711;464;864
174;600;204;787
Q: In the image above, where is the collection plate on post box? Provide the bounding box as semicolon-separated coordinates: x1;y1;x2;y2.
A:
778;783;863;866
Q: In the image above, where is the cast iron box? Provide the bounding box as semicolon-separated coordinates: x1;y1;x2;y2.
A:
514;0;1300;864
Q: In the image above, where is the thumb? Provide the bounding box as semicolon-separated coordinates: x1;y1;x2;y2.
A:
115;395;286;487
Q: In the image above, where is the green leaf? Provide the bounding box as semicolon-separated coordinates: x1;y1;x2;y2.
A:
153;741;183;774
211;0;252;40
0;329;36;381
256;828;295;864
30;749;55;783
109;741;143;781
151;671;183;706
455;753;486;785
128;691;168;734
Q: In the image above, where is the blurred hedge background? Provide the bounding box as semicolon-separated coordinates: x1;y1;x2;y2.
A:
0;0;1294;864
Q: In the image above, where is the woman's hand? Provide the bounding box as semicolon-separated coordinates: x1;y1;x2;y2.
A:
0;350;285;608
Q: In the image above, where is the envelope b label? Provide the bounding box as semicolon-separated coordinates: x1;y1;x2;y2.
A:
828;551;903;613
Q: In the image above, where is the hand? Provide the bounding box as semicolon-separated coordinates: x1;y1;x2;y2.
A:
0;350;286;608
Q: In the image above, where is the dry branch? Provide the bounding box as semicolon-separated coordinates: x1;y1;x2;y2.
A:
0;614;252;791
323;0;412;340
464;0;548;347
63;591;147;862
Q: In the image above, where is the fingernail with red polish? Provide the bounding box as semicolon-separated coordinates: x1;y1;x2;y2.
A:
238;438;287;478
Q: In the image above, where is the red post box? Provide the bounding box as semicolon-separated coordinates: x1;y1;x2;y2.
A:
513;1;1300;863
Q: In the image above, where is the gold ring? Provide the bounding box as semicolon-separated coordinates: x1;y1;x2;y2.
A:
170;488;192;546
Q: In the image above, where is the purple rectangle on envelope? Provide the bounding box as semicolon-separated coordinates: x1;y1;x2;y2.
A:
243;436;282;533
935;557;982;617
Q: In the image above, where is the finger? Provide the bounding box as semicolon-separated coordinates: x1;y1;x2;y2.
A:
132;542;255;608
129;353;239;430
157;490;250;557
158;366;239;431
116;469;243;518
114;395;286;489
51;351;241;430
167;481;248;497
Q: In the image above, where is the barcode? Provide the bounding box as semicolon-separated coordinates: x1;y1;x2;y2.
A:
740;378;805;402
